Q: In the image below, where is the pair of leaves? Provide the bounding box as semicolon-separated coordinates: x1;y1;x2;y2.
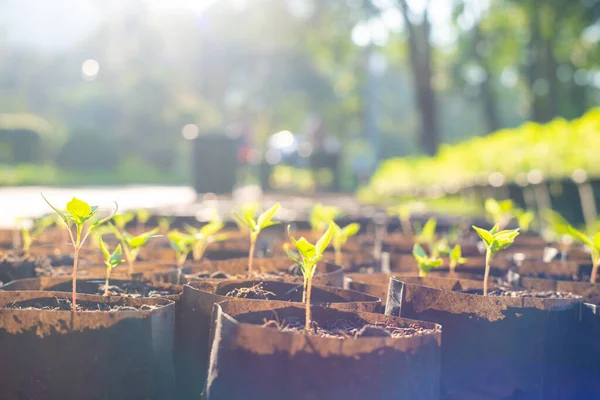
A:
413;244;443;274
472;225;520;255
332;222;360;249
515;209;535;232
287;223;335;278
42;194;118;230
309;204;339;232
168;230;195;253
111;224;158;250
234;203;280;236
136;209;151;225
416;218;437;245
112;212;135;230
99;236;123;269
449;244;467;267
185;217;225;240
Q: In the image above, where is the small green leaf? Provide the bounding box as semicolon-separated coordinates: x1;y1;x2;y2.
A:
593;233;600;252
473;226;494;247
450;244;461;261
89;202;119;231
67;197;93;223
99;235;110;260
420;218;437;242
256;203;280;229
341;223;360;238
110;244;123;266
413;243;427;261
136;209;151;224
567;225;594;249
315;222;335;256
41;193;68;224
199;219;225;237
295;237;316;259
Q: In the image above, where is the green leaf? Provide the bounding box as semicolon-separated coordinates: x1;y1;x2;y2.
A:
567;225;594;248
67;197;93;223
41;193;68;224
315;222;335;256
136;209;151;224
99;235;110;260
199;219;225;237
450;244;462;261
256;203;280;229
295;237;316;259
286;249;301;266
485;198;501;217
593;233;600;251
493;229;520;250
89;202;119;231
472;225;494;247
420;218;437;242
109;244;123;266
341;223;360;238
413;243;427;261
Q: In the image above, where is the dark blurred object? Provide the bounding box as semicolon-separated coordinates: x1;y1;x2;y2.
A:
310;150;340;191
192;132;237;195
0;114;50;164
57;130;118;171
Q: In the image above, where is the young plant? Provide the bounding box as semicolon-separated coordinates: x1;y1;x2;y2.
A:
412;244;443;277
232;202;261;235
98;236;123;296
158;216;175;234
110;224;158;276
168;230;194;284
184;216;226;262
485;198;514;231
286;223;335;331
473;225;520;295
42;194;117;310
449;244;467;274
332;222;360;265
416;218;437;251
309;204;339;234
515;209;535;232
387;203;414;236
565;225;600;283
234;203;280;276
112;212;135;231
136;209;151;231
17;215;55;254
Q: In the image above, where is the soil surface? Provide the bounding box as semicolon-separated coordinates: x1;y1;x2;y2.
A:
100;280;180;298
225;283;276;300
488;289;581;299
263;316;438;339
5;297;159;312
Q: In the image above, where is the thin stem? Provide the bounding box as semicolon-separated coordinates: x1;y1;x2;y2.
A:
248;236;256;277
305;275;313;331
126;247;134;277
104;266;111;296
449;260;456;276
334;244;342;266
418;268;426;278
72;225;82;311
483;250;492;296
302;275;307;303
591;256;599;284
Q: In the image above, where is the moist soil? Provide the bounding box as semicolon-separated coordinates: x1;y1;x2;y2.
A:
0;250;40;282
262;315;439;339
184;264;307;281
5;297;159;312
465;287;581;299
225;283;276;300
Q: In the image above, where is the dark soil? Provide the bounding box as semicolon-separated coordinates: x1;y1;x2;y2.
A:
5;297;159;312
263;316;438;339
0;250;40;282
100;281;180;298
226;283;276;300
488;289;581;299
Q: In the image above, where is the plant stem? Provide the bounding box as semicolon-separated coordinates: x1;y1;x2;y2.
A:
334;244;342;266
483;250;491;296
72;225;82;311
126;248;134;278
104;267;111;296
418;269;426;278
591;256;599;284
248;237;256;277
302;275;307;303
305;276;313;331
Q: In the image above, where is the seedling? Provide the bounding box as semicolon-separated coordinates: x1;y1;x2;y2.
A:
485;198;514;230
413;244;443;277
232;202;261;235
332;222;360;265
416;218;437;251
286;222;335;331
136;209;151;231
387;203;414;236
110;224;158;276
168;230;195;284
565;225;600;283
184;215;226;262
98;236;123;296
515;209;535;232
310;204;339;234
473;225;520;295
234;203;280;276
42;194;117;310
449;244;467;274
158;216;175;234
112;212;135;231
17;215;55;254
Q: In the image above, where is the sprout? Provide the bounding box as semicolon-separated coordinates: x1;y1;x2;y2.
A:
332;222;360;265
234;203;280;276
110;224;158;277
136;209;151;231
416;218;437;251
42;194;117;310
17;215;54;254
309;204;339;234
168;230;195;284
98;236;123;296
485;199;514;231
286;222;335;331
232;202;261;235
158;216;175;234
184;215;226;262
112;212;135;232
449;244;467;274
473;225;520;295
412;243;443;277
515;209;535;232
387;203;414;236
565;225;600;283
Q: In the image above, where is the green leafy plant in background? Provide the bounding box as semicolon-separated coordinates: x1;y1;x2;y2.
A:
158;216;175;234
485;199;515;231
309;204;339;234
416;218;437;251
432;237;450;258
234;203;280;276
515;209;535;232
168;230;195;284
98;236;123;296
412;243;443;277
42;194;117;310
387;203;414;236
110;224;158;276
184;215;226;262
286;223;335;331
136;209;151;232
112;212;135;232
17;215;55;254
332;222;360;265
449;244;467;275
565;226;600;283
473;225;520;296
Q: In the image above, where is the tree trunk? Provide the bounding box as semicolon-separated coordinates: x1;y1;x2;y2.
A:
473;24;500;133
